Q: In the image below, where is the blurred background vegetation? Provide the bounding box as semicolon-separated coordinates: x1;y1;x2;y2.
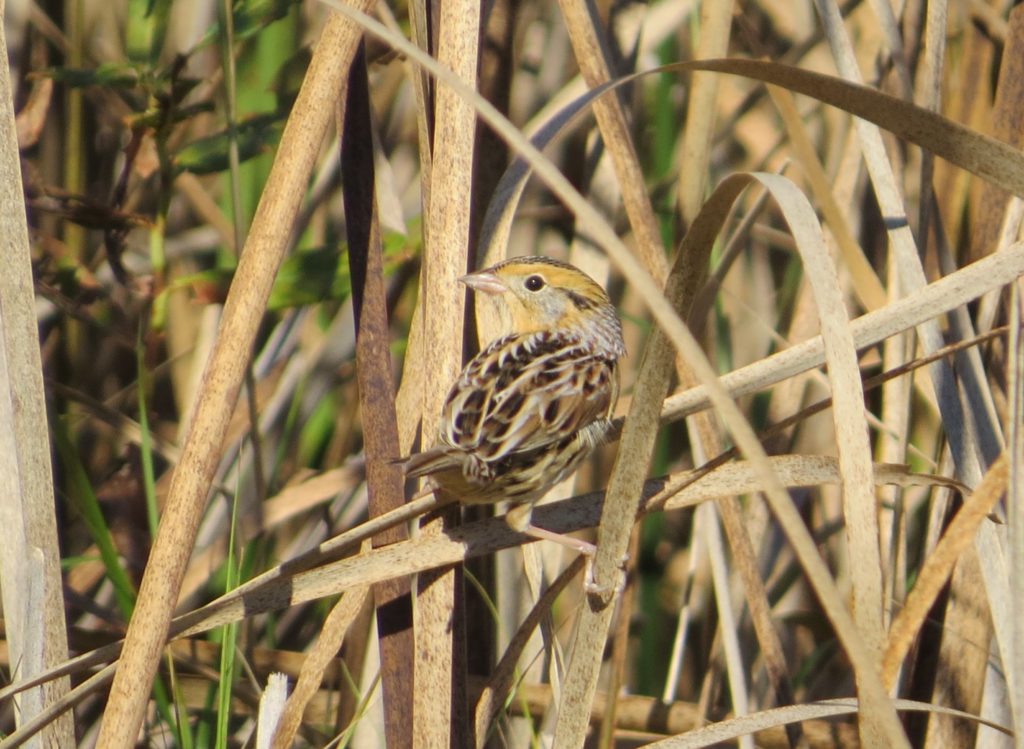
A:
1;0;1021;746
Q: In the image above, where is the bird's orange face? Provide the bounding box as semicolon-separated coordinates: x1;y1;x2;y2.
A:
461;257;624;358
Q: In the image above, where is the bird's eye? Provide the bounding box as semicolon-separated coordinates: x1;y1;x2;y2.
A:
524;275;546;292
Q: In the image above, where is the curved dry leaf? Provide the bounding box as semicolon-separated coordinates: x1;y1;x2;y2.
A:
15;75;52;148
261;463;365;528
882;451;1009;690
652;456;966;515
661;242;1024;424
270;584;370;748
672;58;1024;198
641;697;1010;748
0;452;975;728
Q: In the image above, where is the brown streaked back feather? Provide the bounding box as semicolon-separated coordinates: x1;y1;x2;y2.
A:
439;329;617;461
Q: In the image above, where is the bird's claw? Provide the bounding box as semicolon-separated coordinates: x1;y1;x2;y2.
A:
583;551;630;600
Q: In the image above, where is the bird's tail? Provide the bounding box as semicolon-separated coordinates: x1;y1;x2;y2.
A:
395;447;459;478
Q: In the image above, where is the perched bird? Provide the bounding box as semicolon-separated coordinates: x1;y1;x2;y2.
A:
402;255;625;561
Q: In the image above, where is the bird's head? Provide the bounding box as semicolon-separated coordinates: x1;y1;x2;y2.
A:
461;256;625;357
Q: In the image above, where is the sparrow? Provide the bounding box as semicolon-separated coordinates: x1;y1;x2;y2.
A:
402;256;625;564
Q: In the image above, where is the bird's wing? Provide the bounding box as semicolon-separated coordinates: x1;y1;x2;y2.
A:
439;330;617;462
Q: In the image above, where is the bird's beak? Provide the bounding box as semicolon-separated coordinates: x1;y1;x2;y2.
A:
459;270;505;295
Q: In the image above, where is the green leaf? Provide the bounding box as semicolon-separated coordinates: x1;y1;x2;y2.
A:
43;63;143;89
126;0;172;63
173;113;283;175
196;0;300;48
157;229;416;316
52;419;137;619
268;246;349;310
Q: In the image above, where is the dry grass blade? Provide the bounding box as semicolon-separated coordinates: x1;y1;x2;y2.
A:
476;72;627;271
661;242;1024;425
552;134;714;744
270;583;370;748
677;0;733;225
161;458;965;645
412;0;480;744
968;7;1024;266
765;82;886;311
261;463;364;527
160;457;978;640
557;0;668;281
675;58;1024;199
340;44;413;747
697;46;1014;721
0;667;116;748
807;9;1005;731
698;503;754;748
1010;278;1024;745
497;683;854;747
556;164;895;745
882;451;1009;690
256;672;289;748
642;698;1011;748
655;173;906;746
0;452;966;745
484;53;1024;270
0;16;74;745
473;556;586;744
756;173;883;643
799;8;992;579
94;10;373;746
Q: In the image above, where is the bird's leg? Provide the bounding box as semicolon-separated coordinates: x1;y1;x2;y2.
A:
504;503;599;589
408;482;438;503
